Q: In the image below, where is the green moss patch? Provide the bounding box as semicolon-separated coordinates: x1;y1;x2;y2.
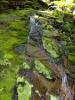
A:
17;78;32;100
42;37;59;58
35;59;52;79
0;8;36;100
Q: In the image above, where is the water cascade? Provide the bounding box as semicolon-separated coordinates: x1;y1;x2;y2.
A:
61;74;73;100
26;14;74;100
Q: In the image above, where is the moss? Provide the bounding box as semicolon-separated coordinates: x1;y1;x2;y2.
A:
64;22;75;33
50;1;75;8
38;10;56;18
53;10;63;21
22;62;30;69
0;8;36;100
50;95;57;100
0;55;28;100
35;59;52;79
68;54;75;64
0;93;12;100
0;68;16;100
17;79;32;100
41;0;50;5
9;20;26;31
0;34;22;50
67;45;75;51
42;37;59;58
17;76;25;83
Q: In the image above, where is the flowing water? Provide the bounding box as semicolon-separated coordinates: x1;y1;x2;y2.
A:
61;74;73;100
28;15;73;100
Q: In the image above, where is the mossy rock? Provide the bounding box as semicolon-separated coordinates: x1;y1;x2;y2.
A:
68;54;75;64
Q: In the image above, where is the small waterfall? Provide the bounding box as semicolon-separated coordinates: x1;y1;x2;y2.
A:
28;14;43;45
29;14;39;34
62;75;68;91
61;74;73;100
30;16;36;32
28;15;36;42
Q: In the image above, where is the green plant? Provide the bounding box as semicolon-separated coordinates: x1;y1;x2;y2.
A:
35;59;52;79
17;79;32;100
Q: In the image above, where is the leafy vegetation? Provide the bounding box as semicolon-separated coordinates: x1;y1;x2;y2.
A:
17;77;32;100
42;36;59;58
0;8;35;100
35;59;52;79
